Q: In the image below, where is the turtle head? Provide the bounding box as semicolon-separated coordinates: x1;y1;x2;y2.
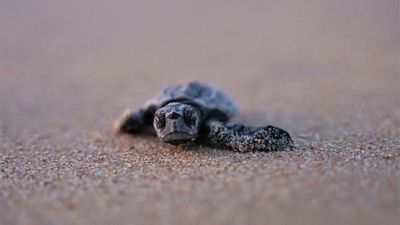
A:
153;102;201;145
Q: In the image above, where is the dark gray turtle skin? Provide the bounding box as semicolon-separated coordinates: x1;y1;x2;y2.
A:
113;81;293;152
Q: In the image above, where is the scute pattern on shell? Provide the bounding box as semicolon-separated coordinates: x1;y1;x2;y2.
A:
144;81;239;119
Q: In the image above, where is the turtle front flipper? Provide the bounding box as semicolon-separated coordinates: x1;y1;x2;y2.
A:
204;120;293;152
112;107;155;134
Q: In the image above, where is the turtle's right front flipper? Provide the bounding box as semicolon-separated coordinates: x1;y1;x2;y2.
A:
112;107;155;134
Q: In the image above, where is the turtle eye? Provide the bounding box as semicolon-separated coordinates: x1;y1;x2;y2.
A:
183;108;196;126
154;112;166;129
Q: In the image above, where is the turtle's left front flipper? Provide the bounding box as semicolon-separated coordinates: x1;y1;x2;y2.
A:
204;120;293;152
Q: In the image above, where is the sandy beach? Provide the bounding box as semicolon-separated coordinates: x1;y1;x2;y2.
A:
1;1;399;224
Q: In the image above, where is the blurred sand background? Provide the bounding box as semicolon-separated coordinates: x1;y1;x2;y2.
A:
1;0;399;225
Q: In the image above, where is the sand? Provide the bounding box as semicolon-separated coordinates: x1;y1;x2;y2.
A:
1;1;399;225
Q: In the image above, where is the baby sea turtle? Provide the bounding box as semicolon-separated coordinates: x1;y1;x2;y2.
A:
113;81;293;152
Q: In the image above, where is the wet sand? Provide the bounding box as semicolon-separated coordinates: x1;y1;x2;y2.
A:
1;1;399;225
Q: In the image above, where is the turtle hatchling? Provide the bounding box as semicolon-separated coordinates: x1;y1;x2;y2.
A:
113;81;293;152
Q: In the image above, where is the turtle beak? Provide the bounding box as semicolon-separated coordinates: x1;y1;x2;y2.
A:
153;103;200;144
166;111;181;120
165;111;184;133
160;113;197;142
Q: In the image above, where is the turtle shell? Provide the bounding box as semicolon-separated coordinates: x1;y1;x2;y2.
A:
144;81;239;121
